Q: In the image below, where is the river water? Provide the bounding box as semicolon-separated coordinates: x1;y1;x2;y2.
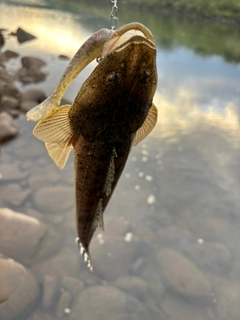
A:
0;0;240;320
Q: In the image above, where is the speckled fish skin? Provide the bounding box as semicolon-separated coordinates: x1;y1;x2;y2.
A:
30;22;158;271
70;31;157;268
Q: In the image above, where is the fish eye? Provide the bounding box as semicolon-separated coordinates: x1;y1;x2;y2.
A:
140;70;150;84
107;71;120;85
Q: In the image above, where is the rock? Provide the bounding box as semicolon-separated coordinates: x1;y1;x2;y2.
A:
160;292;213;320
0;183;30;206
158;248;212;305
21;87;46;103
70;286;149;320
0;112;20;143
16;27;36;44
56;290;72;318
0;207;62;265
20;100;37;112
27;311;54;320
21;56;45;70
216;281;240;320
186;242;232;275
0;82;20;99
114;276;148;301
191;217;232;243
41;275;60;310
0;96;19;110
104;215;131;237
17;56;47;84
0;257;40;320
0;32;4;49
20;88;46;112
58;54;70;60
33;185;74;214
0;161;29;181
91;235;140;281
0;50;19;62
61;276;84;296
33;247;80;279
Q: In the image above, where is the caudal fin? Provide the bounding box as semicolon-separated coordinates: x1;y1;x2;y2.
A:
75;237;93;271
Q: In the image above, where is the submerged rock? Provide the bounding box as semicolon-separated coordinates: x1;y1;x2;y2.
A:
70;286;149;320
17;56;47;84
20;87;46;112
0;112;20;143
0;257;40;320
158;248;212;305
0;207;63;266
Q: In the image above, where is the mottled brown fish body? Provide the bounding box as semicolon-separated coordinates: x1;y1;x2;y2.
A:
73;136;132;253
69;34;157;259
31;23;158;270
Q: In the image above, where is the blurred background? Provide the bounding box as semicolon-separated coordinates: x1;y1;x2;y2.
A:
0;1;239;320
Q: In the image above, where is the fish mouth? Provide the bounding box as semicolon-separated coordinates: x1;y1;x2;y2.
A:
102;28;154;57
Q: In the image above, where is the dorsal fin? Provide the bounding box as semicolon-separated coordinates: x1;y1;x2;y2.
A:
133;103;158;146
33;105;76;168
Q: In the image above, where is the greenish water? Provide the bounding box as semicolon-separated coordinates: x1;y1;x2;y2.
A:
0;1;240;320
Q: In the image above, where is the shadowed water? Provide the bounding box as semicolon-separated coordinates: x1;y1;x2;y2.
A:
0;0;239;320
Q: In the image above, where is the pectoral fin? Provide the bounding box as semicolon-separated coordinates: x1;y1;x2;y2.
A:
33;105;76;168
133;103;158;146
45;143;73;169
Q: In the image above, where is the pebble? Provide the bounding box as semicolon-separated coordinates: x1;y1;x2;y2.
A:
0;96;19;110
0;161;29;181
33;247;80;279
160;292;212;320
17;56;47;84
0;183;30;206
33;185;74;214
91;235;140;281
0;82;20;99
185;241;232;275
56;290;72;318
0;112;20;143
61;276;84;296
158;248;212;305
15;27;36;43
0;257;40;320
21;87;46;104
216;281;240;320
70;286;149;320
0;207;62;266
41;275;60;310
114;276;148;302
0;50;19;62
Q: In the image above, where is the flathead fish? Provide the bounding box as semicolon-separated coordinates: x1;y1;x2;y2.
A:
27;23;158;271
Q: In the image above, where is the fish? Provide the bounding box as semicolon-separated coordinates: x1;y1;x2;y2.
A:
27;22;158;271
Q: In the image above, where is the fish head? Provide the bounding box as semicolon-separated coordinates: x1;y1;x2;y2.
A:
70;23;157;140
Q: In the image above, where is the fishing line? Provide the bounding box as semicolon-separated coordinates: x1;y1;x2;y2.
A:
109;0;118;30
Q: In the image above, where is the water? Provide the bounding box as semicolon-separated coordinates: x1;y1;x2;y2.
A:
0;1;240;319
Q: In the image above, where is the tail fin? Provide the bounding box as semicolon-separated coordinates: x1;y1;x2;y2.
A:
75;237;93;272
26;95;58;122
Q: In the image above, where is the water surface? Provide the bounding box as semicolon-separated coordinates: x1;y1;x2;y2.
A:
0;1;239;320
